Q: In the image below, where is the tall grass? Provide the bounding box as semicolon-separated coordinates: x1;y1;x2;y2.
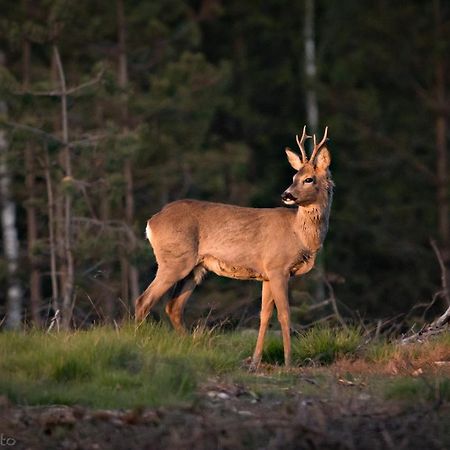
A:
0;323;248;408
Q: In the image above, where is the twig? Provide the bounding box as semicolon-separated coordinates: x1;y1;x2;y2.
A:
47;309;60;333
323;276;348;329
430;239;450;307
14;69;104;97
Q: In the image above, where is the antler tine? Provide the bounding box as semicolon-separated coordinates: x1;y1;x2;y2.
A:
295;125;311;163
310;126;329;162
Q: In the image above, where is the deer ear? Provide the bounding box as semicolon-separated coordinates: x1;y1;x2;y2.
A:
285;147;303;170
314;147;331;171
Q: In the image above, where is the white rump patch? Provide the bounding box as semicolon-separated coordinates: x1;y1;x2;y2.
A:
145;222;152;244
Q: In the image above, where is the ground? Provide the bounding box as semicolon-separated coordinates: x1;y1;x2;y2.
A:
1;367;449;450
0;325;449;449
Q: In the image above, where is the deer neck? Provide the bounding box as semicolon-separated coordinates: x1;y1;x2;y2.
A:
295;184;333;252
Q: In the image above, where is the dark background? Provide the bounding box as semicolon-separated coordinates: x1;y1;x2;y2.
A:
0;0;448;329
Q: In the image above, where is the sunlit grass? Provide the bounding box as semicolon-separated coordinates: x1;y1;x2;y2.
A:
0;323;448;409
263;325;362;365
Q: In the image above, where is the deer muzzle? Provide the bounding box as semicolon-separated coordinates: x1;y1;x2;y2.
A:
281;191;297;205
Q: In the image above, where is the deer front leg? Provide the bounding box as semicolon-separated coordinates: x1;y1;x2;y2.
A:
267;274;291;367
250;281;275;371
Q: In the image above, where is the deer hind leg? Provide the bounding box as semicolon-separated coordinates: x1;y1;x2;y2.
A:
250;281;275;371
135;263;195;324
267;274;291;367
165;266;206;332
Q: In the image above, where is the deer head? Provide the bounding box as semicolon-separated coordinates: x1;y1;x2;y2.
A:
281;126;331;206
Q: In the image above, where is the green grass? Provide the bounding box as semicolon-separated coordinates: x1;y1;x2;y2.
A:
385;377;450;403
0;323;363;408
2;323;446;409
263;325;362;365
0;323;248;408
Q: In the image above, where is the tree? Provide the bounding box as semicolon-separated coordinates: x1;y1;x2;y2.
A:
0;50;23;329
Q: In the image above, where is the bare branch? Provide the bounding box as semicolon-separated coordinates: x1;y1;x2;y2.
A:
430;239;450;307
323;275;347;329
14;69;104;98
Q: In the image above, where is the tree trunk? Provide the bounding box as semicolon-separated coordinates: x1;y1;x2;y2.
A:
23;37;42;326
44;148;60;323
304;0;319;135
97;109;115;322
0;51;23;329
50;51;66;325
53;46;75;328
434;0;449;303
304;0;325;301
117;0;140;304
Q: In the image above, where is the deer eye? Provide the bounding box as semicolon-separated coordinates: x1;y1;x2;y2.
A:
304;177;314;184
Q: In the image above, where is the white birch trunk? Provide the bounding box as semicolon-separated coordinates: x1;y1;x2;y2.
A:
304;0;325;301
304;0;319;134
0;63;23;328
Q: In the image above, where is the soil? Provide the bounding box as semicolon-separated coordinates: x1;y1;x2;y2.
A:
0;374;448;450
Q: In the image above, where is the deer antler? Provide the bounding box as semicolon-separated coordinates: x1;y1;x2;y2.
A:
310;126;329;162
295;125;311;163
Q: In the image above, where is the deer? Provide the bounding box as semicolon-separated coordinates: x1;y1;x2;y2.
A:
135;126;333;369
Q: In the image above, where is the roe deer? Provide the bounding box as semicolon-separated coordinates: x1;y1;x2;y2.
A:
135;126;333;368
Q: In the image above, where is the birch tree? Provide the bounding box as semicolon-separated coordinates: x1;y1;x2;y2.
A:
0;51;23;329
304;0;325;301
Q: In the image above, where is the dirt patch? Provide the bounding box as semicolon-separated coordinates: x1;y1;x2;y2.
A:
0;377;448;450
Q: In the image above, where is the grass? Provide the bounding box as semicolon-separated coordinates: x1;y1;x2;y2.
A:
385;377;450;403
0;323;246;408
0;323;448;409
263;325;362;365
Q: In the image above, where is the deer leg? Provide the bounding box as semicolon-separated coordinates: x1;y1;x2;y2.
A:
135;263;194;323
165;274;197;333
250;281;274;370
267;275;291;367
135;275;174;323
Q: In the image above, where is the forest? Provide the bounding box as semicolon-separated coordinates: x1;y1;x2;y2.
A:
0;0;449;332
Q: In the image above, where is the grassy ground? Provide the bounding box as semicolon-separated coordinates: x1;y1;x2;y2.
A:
0;323;448;408
0;324;449;449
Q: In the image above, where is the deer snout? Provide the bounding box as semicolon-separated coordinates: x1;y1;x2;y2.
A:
281;191;297;205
